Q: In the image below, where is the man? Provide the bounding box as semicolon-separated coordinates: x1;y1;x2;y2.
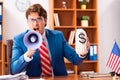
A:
11;4;90;77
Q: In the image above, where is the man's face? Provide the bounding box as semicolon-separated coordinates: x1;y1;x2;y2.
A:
27;12;46;34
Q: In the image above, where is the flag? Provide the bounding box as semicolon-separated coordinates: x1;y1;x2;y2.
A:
106;41;120;74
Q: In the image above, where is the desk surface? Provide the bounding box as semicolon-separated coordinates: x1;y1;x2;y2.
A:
27;74;115;80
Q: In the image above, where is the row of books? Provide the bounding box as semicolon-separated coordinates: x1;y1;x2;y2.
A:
88;45;97;60
0;4;2;40
0;24;2;40
0;4;2;21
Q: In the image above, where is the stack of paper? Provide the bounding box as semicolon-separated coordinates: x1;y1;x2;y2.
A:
80;72;111;78
0;72;28;80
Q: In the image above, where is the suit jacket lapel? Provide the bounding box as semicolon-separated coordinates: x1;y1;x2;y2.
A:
45;29;56;69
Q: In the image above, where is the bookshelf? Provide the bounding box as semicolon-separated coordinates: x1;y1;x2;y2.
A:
0;1;5;75
50;0;98;75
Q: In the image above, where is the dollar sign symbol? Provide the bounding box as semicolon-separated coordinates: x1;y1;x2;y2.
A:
78;32;86;44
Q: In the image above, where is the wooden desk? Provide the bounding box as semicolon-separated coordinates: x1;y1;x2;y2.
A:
28;74;114;80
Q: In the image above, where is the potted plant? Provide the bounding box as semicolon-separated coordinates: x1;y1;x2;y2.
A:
78;0;90;9
81;16;90;27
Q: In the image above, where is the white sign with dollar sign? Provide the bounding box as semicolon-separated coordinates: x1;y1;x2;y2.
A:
75;29;88;55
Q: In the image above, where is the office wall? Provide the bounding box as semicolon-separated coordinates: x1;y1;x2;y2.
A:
3;0;120;73
98;0;120;73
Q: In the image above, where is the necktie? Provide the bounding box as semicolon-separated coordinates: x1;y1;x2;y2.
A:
39;40;52;76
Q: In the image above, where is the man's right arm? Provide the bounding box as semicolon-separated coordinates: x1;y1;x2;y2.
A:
11;36;29;74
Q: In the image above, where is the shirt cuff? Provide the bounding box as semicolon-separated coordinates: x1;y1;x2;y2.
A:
78;54;86;58
24;52;33;62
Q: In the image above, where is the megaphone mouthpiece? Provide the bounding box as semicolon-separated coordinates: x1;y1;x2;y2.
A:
28;34;38;43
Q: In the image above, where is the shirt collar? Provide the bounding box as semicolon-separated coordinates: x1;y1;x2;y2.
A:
42;30;46;39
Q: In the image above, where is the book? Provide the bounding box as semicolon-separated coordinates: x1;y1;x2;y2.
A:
89;45;94;60
0;4;2;21
54;13;57;26
54;13;60;26
93;45;97;60
0;24;2;40
68;30;75;44
68;31;72;44
88;45;97;60
55;13;60;26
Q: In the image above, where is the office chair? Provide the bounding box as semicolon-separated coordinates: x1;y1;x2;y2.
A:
6;39;13;74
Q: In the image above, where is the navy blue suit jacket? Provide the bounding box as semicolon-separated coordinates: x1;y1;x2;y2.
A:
11;29;84;77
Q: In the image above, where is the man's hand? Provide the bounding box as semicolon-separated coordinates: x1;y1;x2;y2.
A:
26;49;36;58
79;37;90;57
